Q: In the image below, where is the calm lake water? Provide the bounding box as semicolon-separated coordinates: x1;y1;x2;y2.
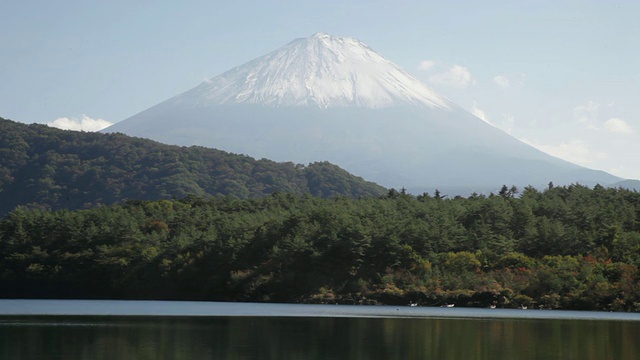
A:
1;300;639;359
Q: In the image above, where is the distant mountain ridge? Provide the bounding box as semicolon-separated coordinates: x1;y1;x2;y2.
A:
0;117;385;215
610;179;640;191
105;33;626;193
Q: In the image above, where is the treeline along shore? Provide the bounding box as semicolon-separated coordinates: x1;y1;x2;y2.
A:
1;184;639;311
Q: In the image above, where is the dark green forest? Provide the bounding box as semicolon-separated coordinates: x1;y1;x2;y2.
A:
0;117;385;216
2;184;639;311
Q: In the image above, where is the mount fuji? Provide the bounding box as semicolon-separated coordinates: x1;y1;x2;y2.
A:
104;33;621;193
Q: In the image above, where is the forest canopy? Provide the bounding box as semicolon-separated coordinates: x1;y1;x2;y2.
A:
1;184;639;311
0;117;385;216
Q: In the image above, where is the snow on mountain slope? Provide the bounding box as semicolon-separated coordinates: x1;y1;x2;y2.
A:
104;33;623;193
171;32;451;109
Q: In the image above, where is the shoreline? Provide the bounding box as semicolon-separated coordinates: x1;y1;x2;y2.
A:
2;299;640;322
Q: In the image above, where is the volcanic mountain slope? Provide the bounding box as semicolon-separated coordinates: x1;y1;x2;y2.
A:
104;33;622;193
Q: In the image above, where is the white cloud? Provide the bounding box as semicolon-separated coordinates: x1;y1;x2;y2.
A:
573;102;633;134
417;60;437;71
573;101;599;124
603;118;633;134
522;138;605;166
429;65;474;89
493;75;510;88
501;114;515;134
470;104;516;133
503;114;514;124
47;115;113;132
472;101;490;124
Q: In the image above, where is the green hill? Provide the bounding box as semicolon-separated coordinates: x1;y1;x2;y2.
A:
0;117;385;215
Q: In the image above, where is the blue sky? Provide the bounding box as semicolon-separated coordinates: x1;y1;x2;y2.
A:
2;0;639;179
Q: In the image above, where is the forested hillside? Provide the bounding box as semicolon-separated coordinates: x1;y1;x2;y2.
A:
2;184;639;311
0;117;385;215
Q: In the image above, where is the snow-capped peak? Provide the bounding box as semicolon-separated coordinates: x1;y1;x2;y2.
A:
175;33;451;109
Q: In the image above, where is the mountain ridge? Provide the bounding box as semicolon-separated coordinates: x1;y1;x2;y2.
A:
104;33;625;192
0;117;386;215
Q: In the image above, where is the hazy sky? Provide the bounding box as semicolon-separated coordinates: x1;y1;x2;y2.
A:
2;1;638;179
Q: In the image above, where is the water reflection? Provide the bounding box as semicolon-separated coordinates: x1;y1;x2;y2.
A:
1;316;638;359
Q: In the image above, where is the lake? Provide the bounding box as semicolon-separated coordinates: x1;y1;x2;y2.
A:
1;300;639;359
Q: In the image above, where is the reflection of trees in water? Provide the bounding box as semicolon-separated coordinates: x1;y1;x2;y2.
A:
1;316;637;359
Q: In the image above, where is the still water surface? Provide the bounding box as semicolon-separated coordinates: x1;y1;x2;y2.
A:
1;300;639;359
